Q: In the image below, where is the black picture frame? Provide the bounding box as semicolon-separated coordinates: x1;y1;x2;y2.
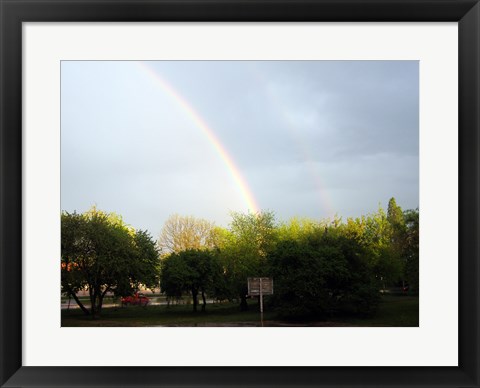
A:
1;0;479;387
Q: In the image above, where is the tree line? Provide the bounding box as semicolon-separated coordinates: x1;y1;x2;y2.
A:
61;198;418;318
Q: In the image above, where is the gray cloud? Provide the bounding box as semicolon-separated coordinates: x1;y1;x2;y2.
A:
61;60;419;235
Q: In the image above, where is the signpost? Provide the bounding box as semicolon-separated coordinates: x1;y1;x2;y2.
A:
247;277;273;326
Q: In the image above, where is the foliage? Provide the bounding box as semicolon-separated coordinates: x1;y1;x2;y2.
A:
62;197;418;322
61;207;159;317
276;217;323;242
403;208;419;293
340;204;402;289
158;214;216;254
156;201;418;317
130;230;162;291
160;249;221;312
268;229;381;318
228;210;277;259
221;211;277;310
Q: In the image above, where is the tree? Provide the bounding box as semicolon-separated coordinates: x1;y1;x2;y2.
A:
159;252;189;303
268;238;328;317
276;217;322;242
61;212;90;315
130;229;161;292
269;229;380;318
158;214;216;254
223;211;277;310
358;206;403;289
403;208;419;293
387;198;405;228
387;199;419;292
387;198;406;252
61;207;160;317
229;211;276;259
340;199;415;291
160;249;220;311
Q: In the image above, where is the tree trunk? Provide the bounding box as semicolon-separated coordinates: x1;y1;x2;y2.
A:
97;295;104;316
97;287;110;315
90;288;102;319
89;288;97;318
71;292;90;315
201;290;206;312
192;288;198;312
240;295;248;311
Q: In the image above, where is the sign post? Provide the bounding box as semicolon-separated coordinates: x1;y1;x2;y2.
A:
247;277;273;327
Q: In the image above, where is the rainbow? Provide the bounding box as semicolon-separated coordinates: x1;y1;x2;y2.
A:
136;61;260;214
248;63;336;219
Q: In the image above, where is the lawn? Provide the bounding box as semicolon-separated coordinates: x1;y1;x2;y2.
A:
341;294;419;327
61;294;418;327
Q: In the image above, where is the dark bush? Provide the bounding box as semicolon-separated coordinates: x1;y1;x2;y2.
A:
268;233;381;319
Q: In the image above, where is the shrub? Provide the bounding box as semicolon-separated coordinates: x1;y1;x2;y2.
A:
268;233;381;319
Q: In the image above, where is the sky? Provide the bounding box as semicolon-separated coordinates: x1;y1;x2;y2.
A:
61;60;419;237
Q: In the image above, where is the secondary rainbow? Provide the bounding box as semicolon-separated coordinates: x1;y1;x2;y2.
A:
248;64;336;219
137;61;260;214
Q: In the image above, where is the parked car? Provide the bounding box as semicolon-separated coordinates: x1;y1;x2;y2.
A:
121;292;149;307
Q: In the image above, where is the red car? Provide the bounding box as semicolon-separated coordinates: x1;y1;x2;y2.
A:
121;292;149;307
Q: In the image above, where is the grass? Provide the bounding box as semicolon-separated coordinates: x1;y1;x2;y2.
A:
61;294;418;327
340;295;419;327
62;300;276;327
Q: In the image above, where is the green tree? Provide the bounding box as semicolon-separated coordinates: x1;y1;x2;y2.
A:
160;249;220;312
387;197;406;254
61;212;90;315
229;211;277;259
269;229;380;318
61;207;159;317
387;198;404;227
159;253;186;303
130;229;161;292
403;208;419;293
224;211;277;310
360;206;402;289
276;217;322;242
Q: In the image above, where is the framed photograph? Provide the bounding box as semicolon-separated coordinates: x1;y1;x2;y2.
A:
1;0;479;387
